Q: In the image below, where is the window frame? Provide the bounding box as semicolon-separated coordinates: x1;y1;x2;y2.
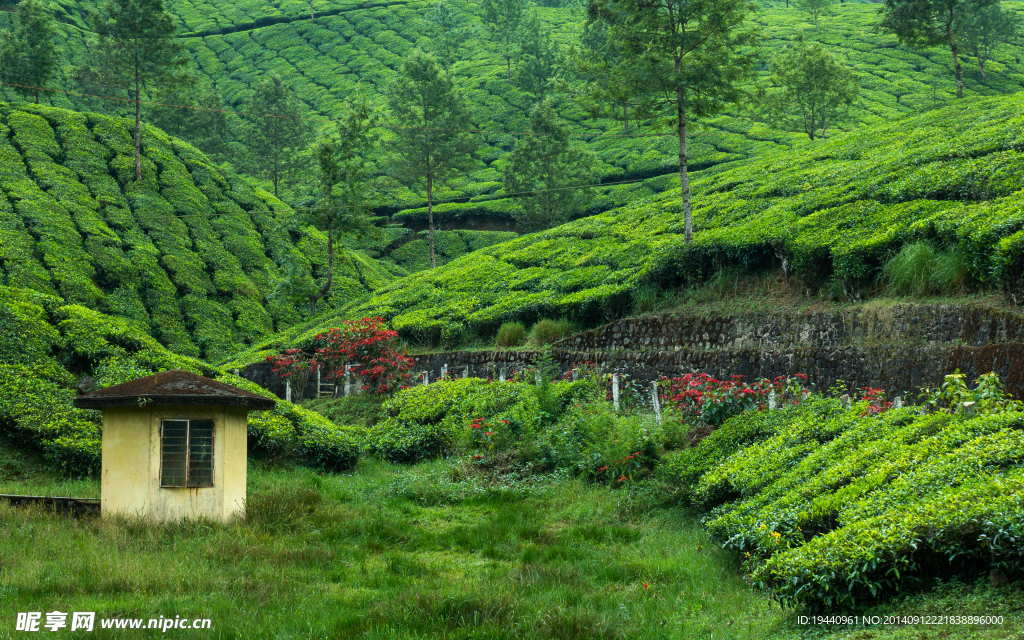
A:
159;418;215;488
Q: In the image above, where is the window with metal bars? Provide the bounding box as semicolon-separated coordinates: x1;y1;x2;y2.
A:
160;419;214;487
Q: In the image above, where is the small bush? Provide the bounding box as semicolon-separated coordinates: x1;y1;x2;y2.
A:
495;321;526;347
532;318;573;345
881;242;969;295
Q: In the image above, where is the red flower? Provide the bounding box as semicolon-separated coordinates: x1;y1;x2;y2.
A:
484;432;494;436
597;466;609;472
617;475;627;483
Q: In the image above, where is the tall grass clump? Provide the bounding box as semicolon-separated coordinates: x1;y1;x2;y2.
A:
495;322;526;347
531;319;574;345
881;242;969;295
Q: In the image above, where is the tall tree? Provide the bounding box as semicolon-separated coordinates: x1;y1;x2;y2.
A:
963;2;1021;78
305;99;378;315
504;99;601;230
388;52;479;269
765;35;859;140
0;0;59;104
426;0;472;72
568;17;650;132
514;8;562;102
482;0;529;79
589;0;760;245
795;0;833;30
879;0;996;98
245;75;311;198
87;0;188;180
150;80;233;161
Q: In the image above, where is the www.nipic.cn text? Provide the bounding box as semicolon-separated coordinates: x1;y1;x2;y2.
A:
16;612;212;632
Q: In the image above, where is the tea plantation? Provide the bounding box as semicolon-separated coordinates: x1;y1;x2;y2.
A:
11;1;1024;237
0;101;401;361
224;91;1024;362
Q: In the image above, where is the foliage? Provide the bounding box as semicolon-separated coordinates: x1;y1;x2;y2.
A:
302;97;378;313
85;0;189;180
589;0;761;244
387;51;480;269
0;0;59;104
243;74;312;197
878;0;997;98
0;285;359;475
531;318;574;345
919;369;1024;415
795;0;834;29
495;321;526;347
503;99;601;230
661;373;809;427
513;7;562;102
880;242;969;295
482;0;529;79
265;347;319;400
313;318;414;395
963;1;1022;78
764;34;859;140
424;0;473;72
0;102;391;361
658;380;1024;610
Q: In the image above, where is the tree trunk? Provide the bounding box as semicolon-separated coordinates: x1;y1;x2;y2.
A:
427;174;436;269
273;147;280;197
949;24;964;99
310;217;334;315
978;57;987;79
506;54;512;80
134;67;142;181
677;80;692;246
623;102;629;133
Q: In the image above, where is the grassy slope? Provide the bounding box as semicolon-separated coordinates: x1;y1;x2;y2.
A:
0;101;395;361
224;91;1024;364
17;2;1024;252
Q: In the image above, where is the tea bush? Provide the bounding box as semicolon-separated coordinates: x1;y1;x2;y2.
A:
0;103;392;361
659;390;1024;610
0;285;361;475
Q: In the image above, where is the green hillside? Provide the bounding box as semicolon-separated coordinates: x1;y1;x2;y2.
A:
0;101;394;361
226;92;1024;363
0;285;360;476
12;1;1024;245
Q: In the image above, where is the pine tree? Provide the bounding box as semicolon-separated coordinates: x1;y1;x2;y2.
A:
514;8;562;102
482;0;529;79
0;0;59;104
388;52;479;269
765;35;859;140
245;75;311;198
504;99;601;230
568;17;650;132
879;0;997;98
589;0;760;245
963;2;1021;78
305;98;379;315
425;1;472;73
87;0;188;180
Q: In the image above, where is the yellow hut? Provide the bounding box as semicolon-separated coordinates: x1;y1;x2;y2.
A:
73;370;275;522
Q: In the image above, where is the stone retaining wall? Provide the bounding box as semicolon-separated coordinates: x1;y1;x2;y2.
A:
554;304;1024;352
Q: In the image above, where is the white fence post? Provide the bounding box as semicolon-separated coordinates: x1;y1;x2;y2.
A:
285;380;292;403
572;368;579;382
499;367;506;382
463;366;469;379
441;363;448;379
652;381;661;425
422;371;429;386
612;374;620;413
768;391;777;410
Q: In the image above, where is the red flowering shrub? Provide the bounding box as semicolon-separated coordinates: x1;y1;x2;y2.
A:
314;318;414;395
660;373;810;426
265;348;320;400
859;387;892;415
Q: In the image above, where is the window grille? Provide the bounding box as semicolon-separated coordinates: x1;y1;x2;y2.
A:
160;419;214;487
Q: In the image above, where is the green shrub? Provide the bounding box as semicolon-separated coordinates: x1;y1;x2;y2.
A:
495;321;526;347
881;242;969;295
663;388;1024;610
532;318;574;345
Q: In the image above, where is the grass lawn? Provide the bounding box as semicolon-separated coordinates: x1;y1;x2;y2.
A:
0;454;1020;639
